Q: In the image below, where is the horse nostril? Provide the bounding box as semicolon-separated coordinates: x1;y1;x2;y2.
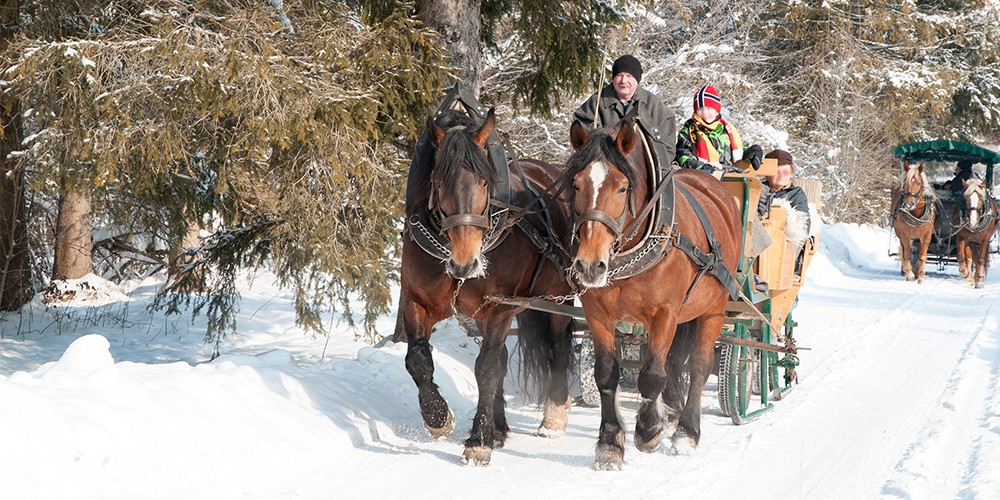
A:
596;261;608;273
572;259;585;275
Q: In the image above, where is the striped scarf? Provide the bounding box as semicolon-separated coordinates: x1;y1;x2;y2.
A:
690;114;743;164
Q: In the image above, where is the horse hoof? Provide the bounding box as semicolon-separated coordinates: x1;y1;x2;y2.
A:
905;274;915;282
424;409;455;439
668;430;697;456
917;277;924;284
538;400;569;437
634;431;662;453
594;447;624;471
537;424;565;438
460;445;492;466
493;428;509;447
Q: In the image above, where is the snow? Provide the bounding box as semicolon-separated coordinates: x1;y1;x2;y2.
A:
2;223;1000;499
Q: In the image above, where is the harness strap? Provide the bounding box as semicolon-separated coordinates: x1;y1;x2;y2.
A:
621;167;677;243
575;209;625;239
675;186;741;303
438;213;490;233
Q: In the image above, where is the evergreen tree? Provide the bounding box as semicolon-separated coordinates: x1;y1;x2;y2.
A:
3;0;449;345
754;0;1000;222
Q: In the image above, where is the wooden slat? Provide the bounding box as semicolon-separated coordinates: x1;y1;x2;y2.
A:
795;178;824;215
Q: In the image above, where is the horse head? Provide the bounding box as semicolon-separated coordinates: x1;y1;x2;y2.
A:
963;178;986;228
899;162;929;211
426;108;499;279
564;120;640;288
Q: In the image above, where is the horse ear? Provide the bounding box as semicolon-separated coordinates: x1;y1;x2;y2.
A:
472;107;496;148
616;122;636;155
427;116;445;148
570;120;589;150
918;163;924;174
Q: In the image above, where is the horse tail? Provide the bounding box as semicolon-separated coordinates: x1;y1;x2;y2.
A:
515;309;574;405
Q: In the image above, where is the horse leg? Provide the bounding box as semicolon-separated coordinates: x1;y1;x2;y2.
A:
661;322;695;431
589;319;625;470
634;314;679;453
491;342;510;447
462;317;513;466
957;239;970;279
916;233;931;283
512;309;573;436
403;300;454;438
899;238;915;281
973;242;986;288
539;314;574;436
670;313;724;455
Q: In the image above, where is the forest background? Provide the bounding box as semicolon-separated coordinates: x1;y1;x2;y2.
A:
1;0;998;343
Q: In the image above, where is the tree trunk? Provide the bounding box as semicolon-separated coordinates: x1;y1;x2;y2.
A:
0;0;33;311
392;303;407;343
52;184;93;280
167;220;204;291
394;0;483;339
417;0;482;93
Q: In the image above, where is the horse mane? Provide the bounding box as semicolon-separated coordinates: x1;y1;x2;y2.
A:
406;110;498;214
899;164;935;199
964;178;984;197
562;127;640;190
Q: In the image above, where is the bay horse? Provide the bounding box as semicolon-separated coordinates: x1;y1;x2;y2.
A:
401;108;574;466
891;163;936;283
955;178;998;288
564;120;741;469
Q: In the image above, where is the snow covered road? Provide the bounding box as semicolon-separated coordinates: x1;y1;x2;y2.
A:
3;223;1000;499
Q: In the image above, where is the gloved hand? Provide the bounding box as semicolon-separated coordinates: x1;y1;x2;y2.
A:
745;144;763;170
705;161;724;171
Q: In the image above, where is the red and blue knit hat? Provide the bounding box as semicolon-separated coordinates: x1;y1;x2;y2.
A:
694;85;722;113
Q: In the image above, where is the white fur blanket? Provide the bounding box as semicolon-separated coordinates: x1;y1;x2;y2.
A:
773;198;812;249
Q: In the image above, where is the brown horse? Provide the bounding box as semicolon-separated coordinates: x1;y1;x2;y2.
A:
401;108;575;466
892;163;936;283
564;120;741;469
955;178;998;288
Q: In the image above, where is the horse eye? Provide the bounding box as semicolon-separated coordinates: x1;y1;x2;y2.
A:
618;185;628;193
573;184;581;191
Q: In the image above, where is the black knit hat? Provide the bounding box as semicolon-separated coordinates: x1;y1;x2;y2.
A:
611;55;642;84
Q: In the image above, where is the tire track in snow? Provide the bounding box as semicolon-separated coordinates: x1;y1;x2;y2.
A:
880;297;1000;498
723;263;996;498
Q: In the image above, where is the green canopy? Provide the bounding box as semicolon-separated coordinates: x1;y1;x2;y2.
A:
893;140;1000;165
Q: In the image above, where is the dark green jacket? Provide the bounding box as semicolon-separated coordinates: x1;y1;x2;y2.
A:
573;85;677;169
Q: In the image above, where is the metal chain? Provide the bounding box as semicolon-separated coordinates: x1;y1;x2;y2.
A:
607;234;671;279
449;278;465;318
483;286;586;309
412;218;452;257
482;207;510;247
